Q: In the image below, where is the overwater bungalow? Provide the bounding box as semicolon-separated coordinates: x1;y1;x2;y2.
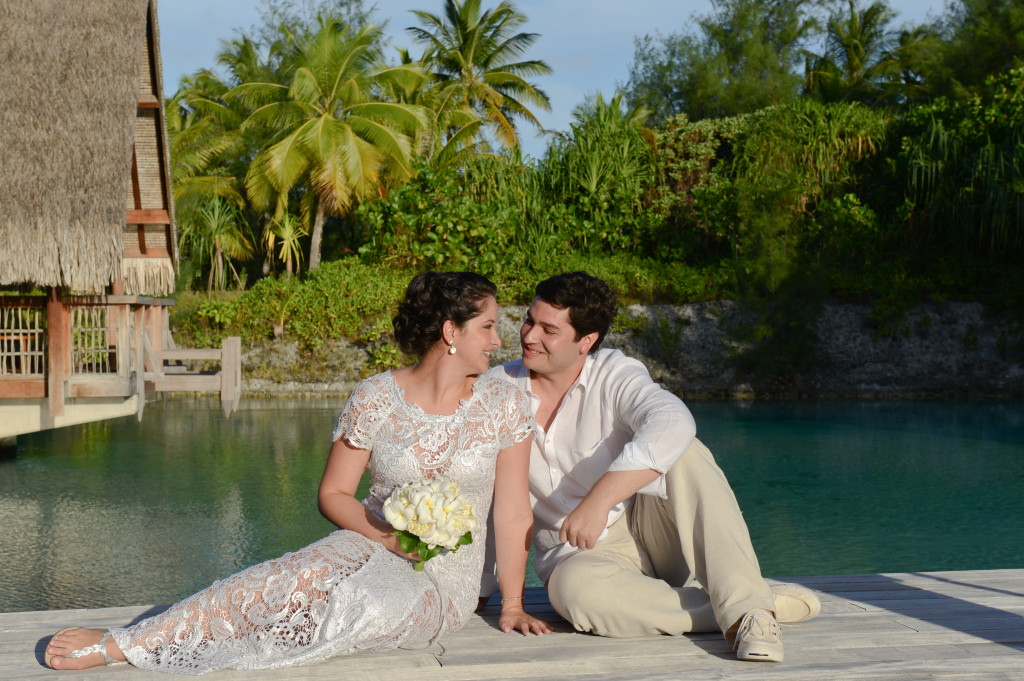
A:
0;0;239;444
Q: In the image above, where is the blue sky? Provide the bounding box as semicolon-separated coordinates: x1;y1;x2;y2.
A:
157;0;944;160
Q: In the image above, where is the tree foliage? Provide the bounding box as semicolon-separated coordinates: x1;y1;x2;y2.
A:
179;198;255;293
625;0;817;124
163;0;1022;324
896;66;1024;258
938;0;1024;98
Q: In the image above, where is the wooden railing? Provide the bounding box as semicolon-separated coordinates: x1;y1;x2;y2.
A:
0;293;240;420
147;337;241;416
0;301;45;377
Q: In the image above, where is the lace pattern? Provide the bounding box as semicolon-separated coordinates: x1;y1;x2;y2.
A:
111;372;531;674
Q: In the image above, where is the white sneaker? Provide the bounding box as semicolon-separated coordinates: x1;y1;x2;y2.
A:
771;583;821;623
734;609;784;662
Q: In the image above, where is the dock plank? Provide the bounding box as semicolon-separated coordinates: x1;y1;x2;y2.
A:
3;570;1024;680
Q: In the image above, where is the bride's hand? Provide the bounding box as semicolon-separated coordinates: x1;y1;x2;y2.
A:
499;605;553;636
385;534;421;562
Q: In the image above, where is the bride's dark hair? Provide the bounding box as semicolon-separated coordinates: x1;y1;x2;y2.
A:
393;272;497;356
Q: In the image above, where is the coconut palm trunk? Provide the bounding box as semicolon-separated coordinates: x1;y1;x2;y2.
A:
310;199;325;272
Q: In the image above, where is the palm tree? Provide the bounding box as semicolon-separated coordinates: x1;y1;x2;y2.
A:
407;0;552;150
169;33;296;280
179;197;254;293
803;0;903;104
237;18;428;271
267;213;308;279
166;85;244;214
382;47;486;168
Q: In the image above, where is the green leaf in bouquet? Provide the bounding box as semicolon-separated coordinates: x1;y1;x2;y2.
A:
393;530;420;554
452;531;473;552
421;544;443;562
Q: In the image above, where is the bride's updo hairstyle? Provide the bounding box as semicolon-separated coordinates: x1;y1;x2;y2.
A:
393;271;497;356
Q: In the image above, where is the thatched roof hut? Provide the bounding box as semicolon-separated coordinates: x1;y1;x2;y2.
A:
0;0;176;296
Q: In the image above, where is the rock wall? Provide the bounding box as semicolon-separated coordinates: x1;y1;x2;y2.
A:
605;302;1024;400
241;302;1024;400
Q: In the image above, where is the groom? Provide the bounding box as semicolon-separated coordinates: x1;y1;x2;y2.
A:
485;271;819;662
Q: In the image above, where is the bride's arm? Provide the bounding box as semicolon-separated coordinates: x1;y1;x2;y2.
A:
492;435;553;636
318;437;414;559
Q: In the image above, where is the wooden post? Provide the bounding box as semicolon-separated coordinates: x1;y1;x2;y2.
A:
220;336;241;416
148;303;163;366
134;304;145;420
46;287;67;417
116;302;130;379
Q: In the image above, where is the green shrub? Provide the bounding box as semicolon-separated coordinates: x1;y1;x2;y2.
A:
894;66;1024;259
209;259;412;349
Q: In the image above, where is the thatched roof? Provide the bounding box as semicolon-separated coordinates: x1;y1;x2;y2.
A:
0;0;172;294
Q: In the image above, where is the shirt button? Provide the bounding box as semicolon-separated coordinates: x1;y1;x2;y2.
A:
550;467;559;475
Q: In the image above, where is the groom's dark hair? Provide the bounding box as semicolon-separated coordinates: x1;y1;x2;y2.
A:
535;272;617;353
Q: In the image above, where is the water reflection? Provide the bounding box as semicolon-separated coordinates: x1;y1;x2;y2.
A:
1;398;1022;613
1;398;342;612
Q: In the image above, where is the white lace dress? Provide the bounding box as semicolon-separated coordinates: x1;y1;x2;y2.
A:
109;371;531;675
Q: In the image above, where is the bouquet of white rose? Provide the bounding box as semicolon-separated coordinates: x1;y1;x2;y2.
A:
383;476;478;571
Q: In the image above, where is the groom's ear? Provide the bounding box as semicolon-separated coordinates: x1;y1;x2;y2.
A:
577;331;598;355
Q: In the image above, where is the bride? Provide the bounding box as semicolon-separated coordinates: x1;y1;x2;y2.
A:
46;271;551;674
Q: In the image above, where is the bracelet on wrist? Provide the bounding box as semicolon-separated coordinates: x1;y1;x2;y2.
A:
501;595;524;603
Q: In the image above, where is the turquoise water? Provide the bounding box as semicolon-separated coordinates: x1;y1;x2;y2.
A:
689;401;1024;578
1;398;1021;613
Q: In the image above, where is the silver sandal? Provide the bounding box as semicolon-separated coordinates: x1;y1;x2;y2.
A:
45;628;127;669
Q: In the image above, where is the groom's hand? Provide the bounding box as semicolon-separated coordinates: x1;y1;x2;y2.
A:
559;496;608;550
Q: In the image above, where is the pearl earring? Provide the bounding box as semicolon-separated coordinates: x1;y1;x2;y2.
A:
448;344;456;355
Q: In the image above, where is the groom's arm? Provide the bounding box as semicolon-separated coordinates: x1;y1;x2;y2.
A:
559;469;661;549
559;355;696;550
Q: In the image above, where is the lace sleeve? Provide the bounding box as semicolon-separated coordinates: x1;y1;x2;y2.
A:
496;380;533;449
332;374;390;448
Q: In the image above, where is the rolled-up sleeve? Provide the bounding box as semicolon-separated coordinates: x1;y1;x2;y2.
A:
604;356;696;497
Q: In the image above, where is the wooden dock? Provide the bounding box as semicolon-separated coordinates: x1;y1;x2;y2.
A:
4;569;1024;680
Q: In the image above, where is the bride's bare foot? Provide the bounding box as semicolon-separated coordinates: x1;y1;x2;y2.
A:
45;627;127;670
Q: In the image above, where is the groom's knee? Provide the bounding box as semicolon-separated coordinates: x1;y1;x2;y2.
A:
548;551;631;635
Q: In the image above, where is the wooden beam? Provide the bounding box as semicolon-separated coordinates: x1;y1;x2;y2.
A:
130;146;142;210
0;296;45;309
137;93;160;108
134;306;145;421
160;348;223;361
0;378;46;398
125;209;170;225
67;375;132;398
147;374;222;392
122;246;170;258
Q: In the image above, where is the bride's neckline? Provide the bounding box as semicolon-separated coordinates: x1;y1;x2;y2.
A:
387;370;480;418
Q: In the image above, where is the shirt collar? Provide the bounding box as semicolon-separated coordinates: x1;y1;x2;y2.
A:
575;353;595;392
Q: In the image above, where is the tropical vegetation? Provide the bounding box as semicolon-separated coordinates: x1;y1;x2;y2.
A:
167;0;1023;376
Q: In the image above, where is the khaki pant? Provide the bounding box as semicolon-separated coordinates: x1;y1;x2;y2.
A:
547;438;773;637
